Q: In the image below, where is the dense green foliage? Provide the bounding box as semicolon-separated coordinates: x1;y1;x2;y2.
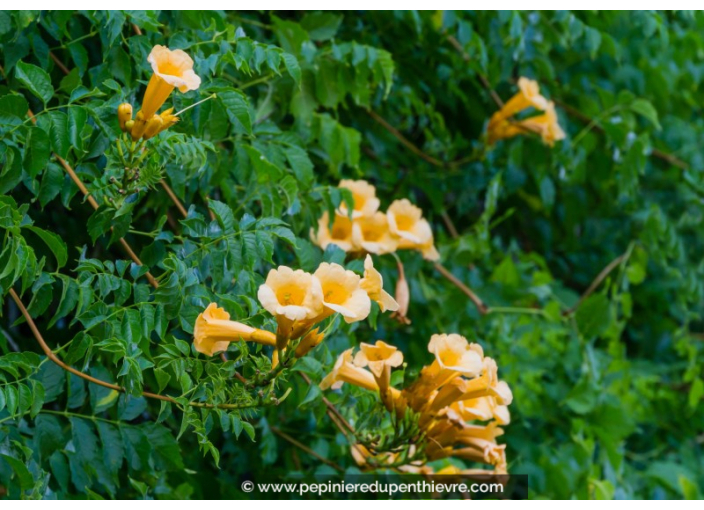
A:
1;10;703;500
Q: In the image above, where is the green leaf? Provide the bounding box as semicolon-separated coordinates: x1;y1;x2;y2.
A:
282;53;301;86
300;12;343;41
24;225;68;269
48;110;70;158
37;162;64;207
0;454;34;492
217;89;252;135
679;474;701;500
23;126;51;177
630;98;661;130
242;421;256;441
208;200;236;233
15;60;54;104
0;94;29;126
575;294;611;339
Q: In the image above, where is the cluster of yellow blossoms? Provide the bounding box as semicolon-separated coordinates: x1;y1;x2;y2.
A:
320;334;512;475
193;256;398;357
117;45;201;141
312;180;440;261
488;77;565;147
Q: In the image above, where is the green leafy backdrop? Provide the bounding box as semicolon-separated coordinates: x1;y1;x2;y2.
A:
1;10;703;500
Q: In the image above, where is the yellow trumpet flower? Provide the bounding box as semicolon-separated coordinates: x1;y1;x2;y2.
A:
360;255;399;312
351;211;398;255
140;45;201;120
354;340;403;379
338;179;380;219
447;396;511;425
458;358;513;405
387;199;439;261
193;303;276;356
319;349;378;391
311;211;355;253
354;340;403;411
426;334;484;383
313;263;371;324
489;77;548;128
257;266;324;322
515;101;566;147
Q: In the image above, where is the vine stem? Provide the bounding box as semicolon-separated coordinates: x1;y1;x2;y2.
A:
6;288;256;410
433;262;489;315
365;108;445;167
562;244;634;316
270;426;344;472
159;180;188;218
26;111;159;289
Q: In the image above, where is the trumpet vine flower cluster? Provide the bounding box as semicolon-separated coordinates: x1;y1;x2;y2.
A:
488;77;565;147
320;334;513;475
312;180;440;261
117;45;201;141
192;256;398;359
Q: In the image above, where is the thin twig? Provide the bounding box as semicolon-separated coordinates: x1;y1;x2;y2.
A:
7;289;264;410
555;99;689;170
49;52;70;75
440;212;459;239
30;116;159;288
366;109;445;168
298;372;355;434
271;426;344;472
562;253;628;316
160;179;188;218
433;262;489;314
446;35;504;108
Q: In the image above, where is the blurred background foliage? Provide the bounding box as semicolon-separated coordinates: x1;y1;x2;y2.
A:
1;9;703;500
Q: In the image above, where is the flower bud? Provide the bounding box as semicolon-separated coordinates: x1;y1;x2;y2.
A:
117;103;133;132
125;120;135;132
390;260;411;325
142;114;164;140
295;328;325;358
157;107;180;134
130;111;148;140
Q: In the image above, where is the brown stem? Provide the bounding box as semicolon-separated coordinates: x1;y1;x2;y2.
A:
562;253;627;316
270;426;344;472
49;52;70;75
554;99;689;170
27;114;158;288
446;35;504;108
132;23;142;36
366;109;446;168
160;179;188;219
433;262;489;315
298;372;355;434
440;212;459;239
7;288;263;410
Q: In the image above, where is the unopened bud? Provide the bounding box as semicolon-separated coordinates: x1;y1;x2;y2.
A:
295;328;325;358
158;107;180;134
130;111;148;140
142;114;164;140
117;103;133;132
390;259;411;325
